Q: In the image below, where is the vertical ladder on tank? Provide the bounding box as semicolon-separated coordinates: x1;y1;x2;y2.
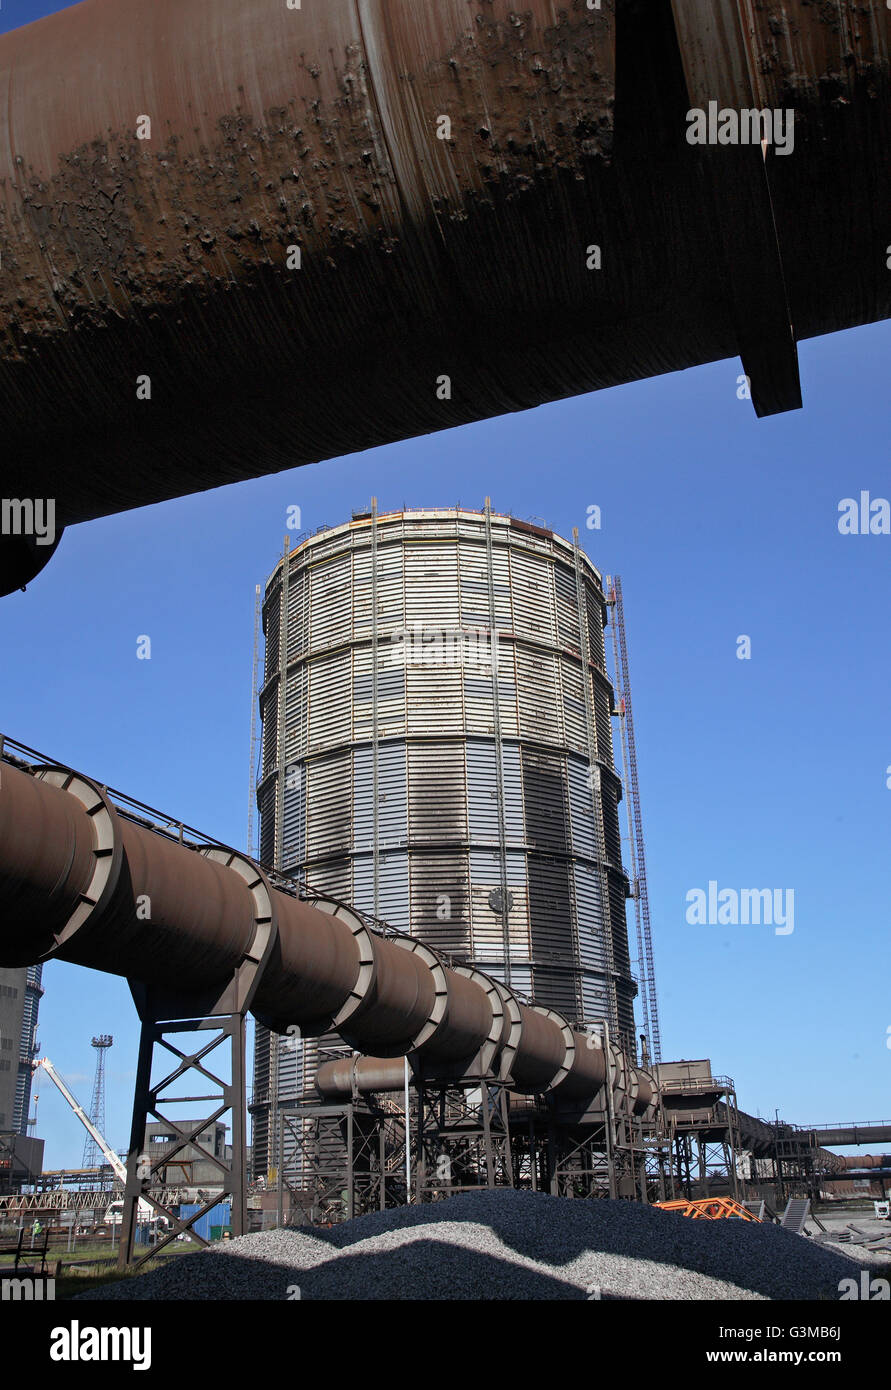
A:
572;529;617;1037
606;575;661;1064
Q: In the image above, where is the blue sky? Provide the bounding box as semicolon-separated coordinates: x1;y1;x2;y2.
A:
2;1;889;1166
3;320;889;1164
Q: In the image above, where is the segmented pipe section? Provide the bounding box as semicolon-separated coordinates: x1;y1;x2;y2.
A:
0;761;652;1107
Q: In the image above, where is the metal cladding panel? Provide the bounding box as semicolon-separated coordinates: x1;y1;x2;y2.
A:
527;857;578;1013
308;554;352;652
573;862;611;980
616;984;637;1044
410;853;470;957
305;751;352;860
585;591;608;673
507;967;533;1000
406;661;464;736
522;749;569;854
502;744;525;844
531;967;579;1024
465;646;518;738
555;563;581;650
378;854;411;931
305;861;352;901
275;1035;302;1098
404;542;460;627
509;550;556;645
352;742;407;850
258;780;276;869
458;546;511;629
307;651;351;755
368;549;406;647
284;666;308;765
469;849;530;965
353;852;410;929
567;758;597;860
601;778;622;866
262;686;278;772
580;973;613;1028
466;737;524;844
516;647;561;745
608;875;633;981
561;661;589;756
264;593;281;684
466;739;499;842
593;679;614;764
281;763;305;874
287;568;308;664
352;650;406;740
408;742;466;842
351;548;373;640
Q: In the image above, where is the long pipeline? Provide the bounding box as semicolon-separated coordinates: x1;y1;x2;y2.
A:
0;758;653;1112
1;0;890;592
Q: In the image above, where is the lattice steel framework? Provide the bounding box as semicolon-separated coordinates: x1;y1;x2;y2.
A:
606;576;661;1063
82;1035;113;1170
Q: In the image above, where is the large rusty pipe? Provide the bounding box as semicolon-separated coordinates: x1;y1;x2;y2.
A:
837;1154;891;1171
1;1;890;592
0;758;629;1103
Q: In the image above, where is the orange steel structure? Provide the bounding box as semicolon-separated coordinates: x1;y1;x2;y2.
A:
654;1197;761;1221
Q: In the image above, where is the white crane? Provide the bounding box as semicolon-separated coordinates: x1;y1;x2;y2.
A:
34;1056;127;1183
34;1057;164;1228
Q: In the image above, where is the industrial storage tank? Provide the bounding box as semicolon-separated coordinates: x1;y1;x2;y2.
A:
251;505;637;1175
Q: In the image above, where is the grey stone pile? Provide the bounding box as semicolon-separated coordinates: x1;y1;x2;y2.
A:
78;1189;890;1301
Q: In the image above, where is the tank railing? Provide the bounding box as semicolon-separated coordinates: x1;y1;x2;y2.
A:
0;735;236;856
659;1075;734;1094
800;1120;891;1133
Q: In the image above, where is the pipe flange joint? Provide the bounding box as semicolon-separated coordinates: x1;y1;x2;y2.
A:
308;898;377;1035
390;935;448;1051
491;981;523;1082
453;964;506;1074
200;847;279;1014
34;767;122;958
531;1004;575;1092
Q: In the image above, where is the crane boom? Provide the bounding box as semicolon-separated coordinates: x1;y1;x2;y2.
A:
35;1057;127;1184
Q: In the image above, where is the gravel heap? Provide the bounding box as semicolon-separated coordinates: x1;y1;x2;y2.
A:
78;1189;888;1301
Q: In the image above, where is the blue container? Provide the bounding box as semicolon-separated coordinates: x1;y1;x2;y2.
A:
178;1203;232;1241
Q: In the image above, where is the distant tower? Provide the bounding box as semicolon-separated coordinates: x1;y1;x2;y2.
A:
82;1035;113;1168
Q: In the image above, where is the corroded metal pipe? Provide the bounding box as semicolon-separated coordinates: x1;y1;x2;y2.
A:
0;756;653;1108
1;0;889;592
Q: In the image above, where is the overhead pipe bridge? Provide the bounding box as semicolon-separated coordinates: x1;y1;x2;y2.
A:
1;0;889;593
0;750;654;1114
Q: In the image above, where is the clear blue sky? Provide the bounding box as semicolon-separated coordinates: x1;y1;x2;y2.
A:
2;1;889;1166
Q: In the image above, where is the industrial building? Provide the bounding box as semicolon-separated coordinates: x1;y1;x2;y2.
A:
0;964;45;1190
251;505;641;1181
